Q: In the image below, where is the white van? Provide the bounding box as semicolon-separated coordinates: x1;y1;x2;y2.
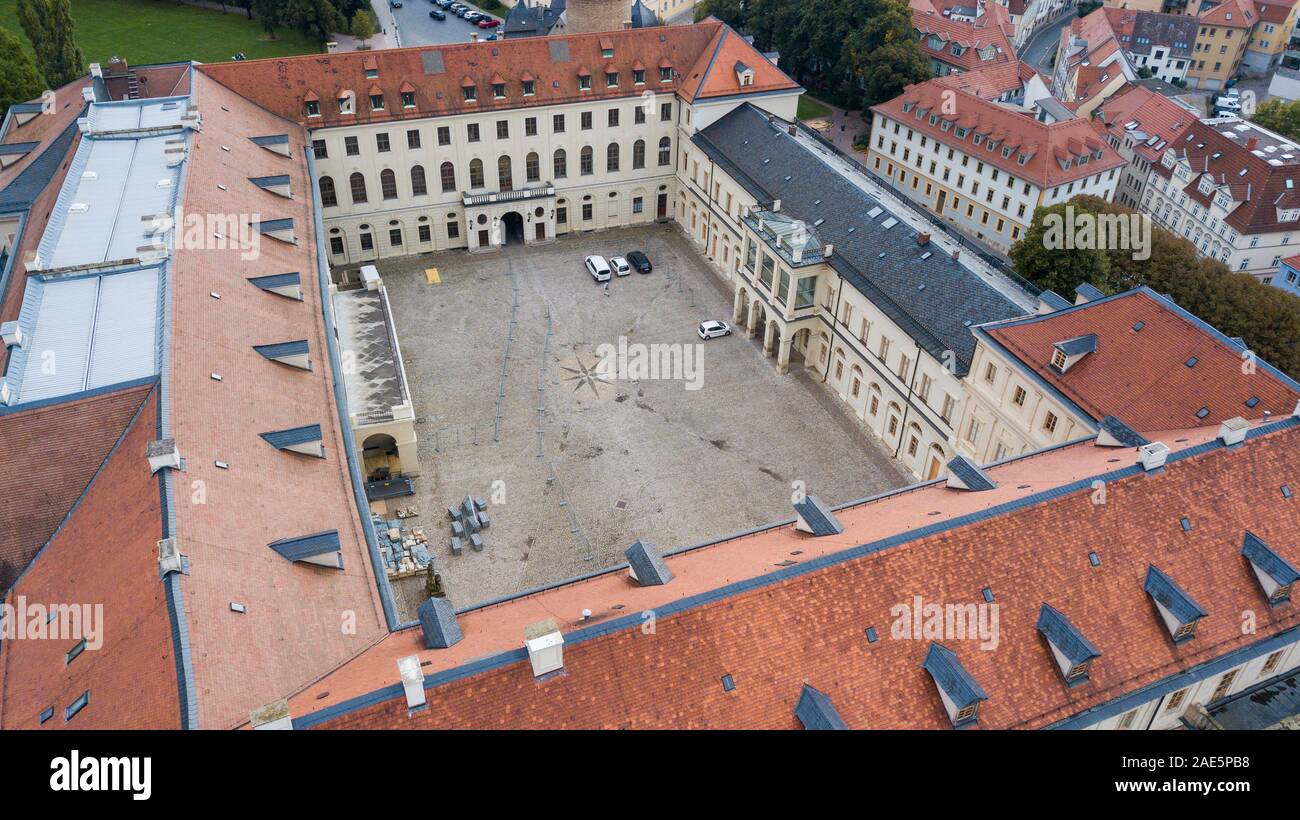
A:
585;255;612;282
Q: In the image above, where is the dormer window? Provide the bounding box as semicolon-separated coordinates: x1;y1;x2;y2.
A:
972;133;982;145
928;114;938;125
463;85;476;102
370;94;384;111
493;82;506;99
579;74;592;91
338;95;354;115
401;91;415;108
1144;565;1208;645
1241;531;1299;607
522;79;535;95
956;127;968;139
1051;349;1066;369
922;642;988;728
1058;157;1071;170
601;40;614;59
659;66;672;82
633;69;645;85
1037;604;1101;686
606;72;618;88
1017;152;1028;165
306;100;320;117
1051;334;1096;373
1001;146;1012;159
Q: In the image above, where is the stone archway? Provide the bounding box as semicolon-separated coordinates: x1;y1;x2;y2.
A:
501;211;525;246
747;299;767;339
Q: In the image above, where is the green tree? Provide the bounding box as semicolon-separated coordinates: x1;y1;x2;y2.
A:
694;0;747;25
282;0;346;42
1250;97;1300;143
1009;200;1111;296
0;29;45;120
250;0;285;35
847;0;932;112
16;0;85;89
351;9;376;44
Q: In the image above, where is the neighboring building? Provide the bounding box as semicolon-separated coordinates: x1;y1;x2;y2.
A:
958;286;1300;462
685;103;1036;480
501;0;567;39
629;0;661;27
198;20;801;264
1274;253;1300;292
644;0;695;22
912;0;1017;76
1143;116;1300;280
1091;83;1197;208
869;76;1126;252
1054;9;1139;115
1244;0;1300;72
1187;0;1255;89
932;58;1054;105
1071;6;1197;86
1103;0;1166;11
285;414;1300;730
1009;0;1081;50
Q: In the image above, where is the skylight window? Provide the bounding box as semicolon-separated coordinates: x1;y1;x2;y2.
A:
1245;396;1260;408
1195;407;1210;419
1185;356;1198;367
1088;552;1101;567
867;206;883;219
881;217;898;229
1180;516;1192;532
1283;485;1293;499
721;674;736;692
865;627;879;643
1133;321;1145;331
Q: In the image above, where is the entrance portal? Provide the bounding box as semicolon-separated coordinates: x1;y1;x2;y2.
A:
502;211;525;245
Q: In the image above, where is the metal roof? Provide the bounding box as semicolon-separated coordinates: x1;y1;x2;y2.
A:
794;684;848;730
625;539;674;585
6;266;161;404
1241;531;1300;587
332;286;409;426
417;596;463;649
922;642;988;713
85;97;188;134
946;455;997;491
1144;564;1208;624
1036;603;1101;665
792;495;844;535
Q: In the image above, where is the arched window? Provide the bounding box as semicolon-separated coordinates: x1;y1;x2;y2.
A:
526;151;540;183
580;146;593;176
319;175;337;207
658;137;671;166
440;161;456;192
469;158;484;189
380;168;398;200
553;148;567;179
498;155;513;191
410;165;427;196
607;142;620;173
349;172;368;204
632;139;645;170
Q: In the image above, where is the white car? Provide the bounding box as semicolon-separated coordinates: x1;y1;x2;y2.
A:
698;320;732;340
585;255;612;282
610;256;631;276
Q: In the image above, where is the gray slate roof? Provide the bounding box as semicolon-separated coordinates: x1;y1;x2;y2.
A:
692;104;1025;374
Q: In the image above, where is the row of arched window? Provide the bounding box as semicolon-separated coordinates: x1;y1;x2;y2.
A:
319;139;672;206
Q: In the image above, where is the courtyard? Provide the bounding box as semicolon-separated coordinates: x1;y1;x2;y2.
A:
374;223;910;614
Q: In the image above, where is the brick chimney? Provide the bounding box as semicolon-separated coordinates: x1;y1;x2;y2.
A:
917;232;931;246
1246;137;1259;151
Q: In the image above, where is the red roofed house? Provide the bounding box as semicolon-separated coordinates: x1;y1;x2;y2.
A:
196;18;800;263
868;76;1127;251
912;0;1018;77
1053;8;1140;116
1144;115;1300;281
1187;0;1256;89
1091;84;1198;209
957;286;1300;464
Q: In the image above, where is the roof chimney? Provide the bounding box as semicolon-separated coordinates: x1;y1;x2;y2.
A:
1218;416;1248;447
771;198;781;212
147;438;182;473
0;320;22;348
524;618;564;677
787;123;796;136
917;232;931;246
398;655;427;710
1138;441;1170;471
951;249;961;261
470;32;479;42
1246;137;1259;151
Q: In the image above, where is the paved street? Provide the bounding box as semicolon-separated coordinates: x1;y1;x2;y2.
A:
1021;12;1076;74
382;0;505;47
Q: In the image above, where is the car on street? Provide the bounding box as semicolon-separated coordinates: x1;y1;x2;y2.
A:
429;8;446;19
585;255;612;283
479;18;501;27
698;320;732;340
610;256;631;276
390;0;403;7
627;250;652;273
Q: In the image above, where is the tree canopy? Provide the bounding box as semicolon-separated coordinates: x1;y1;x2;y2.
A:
0;28;46;120
16;0;85;89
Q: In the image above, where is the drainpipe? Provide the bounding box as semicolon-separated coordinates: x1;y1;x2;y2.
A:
893;340;924;460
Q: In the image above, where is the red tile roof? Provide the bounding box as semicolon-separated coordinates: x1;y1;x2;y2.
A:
931;59;1046;100
0;387;181;729
0;383;156;582
297;419;1300;729
0;76;89;193
1093;84;1196;164
1197;0;1257;27
983;288;1300;430
1255;0;1299;25
195;20;797;130
872;79;1128;187
913;7;1015;72
1157;118;1300;236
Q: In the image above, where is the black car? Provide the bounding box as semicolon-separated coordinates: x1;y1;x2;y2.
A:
627;250;652;273
429;8;446;18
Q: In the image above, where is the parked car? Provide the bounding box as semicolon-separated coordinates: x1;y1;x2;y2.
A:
389;0;402;7
486;33;498;40
627;250;652;273
585;255;612;283
437;0;453;6
610;256;632;276
481;17;501;27
698;320;732;340
429;8;446;19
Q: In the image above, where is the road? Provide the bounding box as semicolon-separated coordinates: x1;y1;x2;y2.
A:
1021;12;1076;75
381;0;505;47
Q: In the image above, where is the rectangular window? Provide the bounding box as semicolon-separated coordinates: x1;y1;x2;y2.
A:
581;111;593;130
608;108;619;127
447;220;459;239
418;224;431;243
467;123;480;143
345;136;359;156
661;102;672;121
360;232;374;251
376;133;390;153
582;203;593;221
557;206;567;225
553;113;565;133
632;196;643;214
525;117;538;137
329;236;344;255
775;268;790;305
795;276;816;309
635;106;646;125
497;120;509;140
438;126;451;146
65;691;89;722
389;228;402;247
407;130;420;150
1043;412;1058;433
312;139;327;158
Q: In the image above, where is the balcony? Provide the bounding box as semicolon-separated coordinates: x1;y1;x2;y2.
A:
462;182;556;208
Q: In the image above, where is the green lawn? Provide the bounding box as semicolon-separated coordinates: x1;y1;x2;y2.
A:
0;0;321;67
797;95;833;121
